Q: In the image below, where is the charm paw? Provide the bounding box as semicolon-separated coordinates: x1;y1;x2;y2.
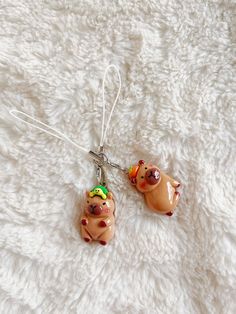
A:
81;218;88;226
84;237;91;242
99;220;107;227
175;191;180;197
99;240;107;245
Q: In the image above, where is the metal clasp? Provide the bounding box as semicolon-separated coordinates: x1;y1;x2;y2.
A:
89;150;128;173
88;150;108;167
89;148;108;186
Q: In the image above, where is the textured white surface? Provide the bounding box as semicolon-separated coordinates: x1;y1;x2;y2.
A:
0;1;236;313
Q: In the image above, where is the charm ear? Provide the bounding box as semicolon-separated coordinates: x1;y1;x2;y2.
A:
138;160;145;165
107;192;113;199
130;178;137;185
85;191;90;198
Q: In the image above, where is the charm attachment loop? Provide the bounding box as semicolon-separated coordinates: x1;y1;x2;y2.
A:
89;150;128;174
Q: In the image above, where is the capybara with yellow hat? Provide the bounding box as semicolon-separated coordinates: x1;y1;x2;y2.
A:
79;185;115;245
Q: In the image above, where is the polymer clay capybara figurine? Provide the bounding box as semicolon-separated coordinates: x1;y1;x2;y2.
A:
128;160;180;216
79;185;115;245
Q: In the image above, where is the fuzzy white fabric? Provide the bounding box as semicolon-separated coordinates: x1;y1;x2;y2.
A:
0;1;236;313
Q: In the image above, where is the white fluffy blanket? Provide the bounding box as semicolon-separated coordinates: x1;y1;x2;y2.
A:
0;1;236;313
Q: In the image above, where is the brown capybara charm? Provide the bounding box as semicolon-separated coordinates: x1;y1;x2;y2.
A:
128;160;181;216
79;185;115;245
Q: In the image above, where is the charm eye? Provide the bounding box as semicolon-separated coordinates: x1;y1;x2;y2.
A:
145;167;147;170
141;176;144;179
103;202;106;205
87;201;89;203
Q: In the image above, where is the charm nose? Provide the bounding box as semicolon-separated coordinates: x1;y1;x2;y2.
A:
145;168;160;185
89;204;102;215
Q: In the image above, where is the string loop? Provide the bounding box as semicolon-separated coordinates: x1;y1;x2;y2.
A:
9;109;89;153
100;64;121;148
9;64;123;171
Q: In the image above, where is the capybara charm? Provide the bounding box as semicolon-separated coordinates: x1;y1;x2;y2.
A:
80;185;115;245
128;160;180;216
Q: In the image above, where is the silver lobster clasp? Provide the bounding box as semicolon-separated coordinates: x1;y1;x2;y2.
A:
89;149;108;186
